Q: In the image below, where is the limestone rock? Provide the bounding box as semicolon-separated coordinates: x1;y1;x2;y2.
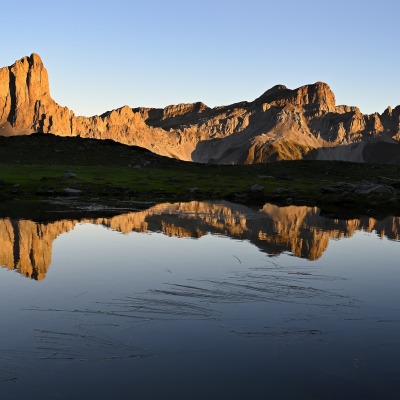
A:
377;176;400;188
64;187;82;195
1;54;400;165
63;171;77;179
321;182;396;195
250;184;264;192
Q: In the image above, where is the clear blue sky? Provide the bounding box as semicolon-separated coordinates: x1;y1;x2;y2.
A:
2;0;399;116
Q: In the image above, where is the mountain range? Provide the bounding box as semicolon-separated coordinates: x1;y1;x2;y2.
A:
1;54;399;164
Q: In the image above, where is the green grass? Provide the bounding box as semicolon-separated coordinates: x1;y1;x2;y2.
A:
1;134;400;216
0;163;278;197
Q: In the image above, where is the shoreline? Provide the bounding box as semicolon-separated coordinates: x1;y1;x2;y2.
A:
0;135;399;219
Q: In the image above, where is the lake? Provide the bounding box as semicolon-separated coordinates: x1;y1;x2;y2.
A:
1;201;400;399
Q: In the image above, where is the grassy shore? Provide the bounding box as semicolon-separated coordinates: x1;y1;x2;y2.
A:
1;134;400;217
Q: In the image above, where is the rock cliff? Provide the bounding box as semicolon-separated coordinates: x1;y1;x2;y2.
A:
1;54;399;164
1;201;399;280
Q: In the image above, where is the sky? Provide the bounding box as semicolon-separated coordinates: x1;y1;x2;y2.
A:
2;0;399;116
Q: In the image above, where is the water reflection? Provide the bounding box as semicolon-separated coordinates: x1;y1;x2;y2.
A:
1;201;400;399
1;201;399;280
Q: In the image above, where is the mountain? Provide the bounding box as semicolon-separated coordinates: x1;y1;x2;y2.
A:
1;201;400;280
1;54;400;164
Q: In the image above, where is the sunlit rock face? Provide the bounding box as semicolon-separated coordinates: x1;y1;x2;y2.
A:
1;54;399;164
1;202;399;280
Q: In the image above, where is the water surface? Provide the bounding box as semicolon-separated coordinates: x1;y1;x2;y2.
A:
1;201;400;399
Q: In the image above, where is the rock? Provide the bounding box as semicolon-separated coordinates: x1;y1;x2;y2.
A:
275;187;294;194
64;188;82;195
322;182;395;195
354;183;395;195
250;184;264;192
377;176;400;188
1;54;400;165
63;171;77;179
321;183;353;194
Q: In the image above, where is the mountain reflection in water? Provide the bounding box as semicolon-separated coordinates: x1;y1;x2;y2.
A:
0;201;399;280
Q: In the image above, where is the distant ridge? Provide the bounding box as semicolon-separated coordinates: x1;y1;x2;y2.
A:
1;54;399;164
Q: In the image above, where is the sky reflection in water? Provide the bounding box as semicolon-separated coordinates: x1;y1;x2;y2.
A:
0;201;400;399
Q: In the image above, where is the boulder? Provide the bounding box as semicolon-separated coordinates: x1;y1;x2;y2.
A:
377;176;400;188
250;184;264;192
322;182;395;195
64;188;82;195
63;171;77;179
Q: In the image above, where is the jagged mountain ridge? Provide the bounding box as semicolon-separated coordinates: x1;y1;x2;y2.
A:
1;54;400;164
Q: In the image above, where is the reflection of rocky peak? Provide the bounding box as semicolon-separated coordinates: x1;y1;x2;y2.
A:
0;202;399;280
1;54;400;164
0;218;76;280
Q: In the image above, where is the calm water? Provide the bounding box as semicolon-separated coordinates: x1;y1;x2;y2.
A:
1;201;400;399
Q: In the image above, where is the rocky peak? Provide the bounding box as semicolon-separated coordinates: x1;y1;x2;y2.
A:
261;84;288;97
385;106;393;116
255;81;336;112
28;53;44;65
162;102;209;120
255;84;292;105
336;105;361;114
0;53;51;128
292;82;336;112
11;53;50;102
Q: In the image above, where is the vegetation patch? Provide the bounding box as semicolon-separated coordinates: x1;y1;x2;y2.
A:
1;134;399;217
